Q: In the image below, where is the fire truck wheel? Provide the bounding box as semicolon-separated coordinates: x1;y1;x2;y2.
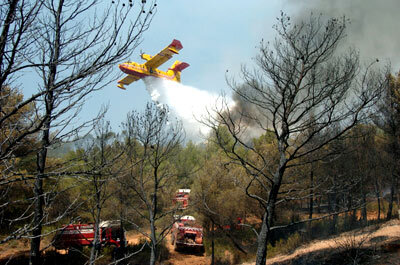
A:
199;246;205;254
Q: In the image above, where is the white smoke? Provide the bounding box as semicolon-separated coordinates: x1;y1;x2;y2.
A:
143;77;234;143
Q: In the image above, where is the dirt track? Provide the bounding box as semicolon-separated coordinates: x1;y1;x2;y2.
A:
125;231;210;265
165;234;209;265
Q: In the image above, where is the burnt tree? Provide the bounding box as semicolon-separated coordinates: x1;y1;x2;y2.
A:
205;14;388;265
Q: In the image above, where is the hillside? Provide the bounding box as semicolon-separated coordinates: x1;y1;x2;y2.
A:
242;219;400;265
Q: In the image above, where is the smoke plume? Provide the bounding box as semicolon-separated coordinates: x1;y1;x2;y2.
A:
286;0;400;70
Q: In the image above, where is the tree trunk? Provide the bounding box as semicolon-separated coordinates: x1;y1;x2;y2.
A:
255;212;269;265
29;170;44;265
89;186;102;265
149;245;156;265
374;174;382;221
89;223;100;265
211;221;215;265
386;174;396;220
150;186;158;265
330;192;339;234
149;168;159;265
29;111;52;265
361;190;367;225
255;173;283;265
149;224;157;265
377;193;381;221
329;175;338;234
346;193;354;228
317;197;321;214
358;174;367;225
254;142;287;265
308;168;314;221
308;165;314;239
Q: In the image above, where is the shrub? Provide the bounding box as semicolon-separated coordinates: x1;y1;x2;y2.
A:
267;232;303;258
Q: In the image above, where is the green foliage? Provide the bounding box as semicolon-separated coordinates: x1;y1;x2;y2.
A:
192;152;250;229
0;86;38;158
172;141;205;185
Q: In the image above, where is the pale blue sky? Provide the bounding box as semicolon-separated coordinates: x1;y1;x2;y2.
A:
97;0;290;131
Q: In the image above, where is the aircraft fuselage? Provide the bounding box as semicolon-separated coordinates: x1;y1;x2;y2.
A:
119;62;176;81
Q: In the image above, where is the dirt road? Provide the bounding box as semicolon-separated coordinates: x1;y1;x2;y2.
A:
125;231;210;265
165;234;209;265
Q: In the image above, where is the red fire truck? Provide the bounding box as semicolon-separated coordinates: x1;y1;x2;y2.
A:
172;189;191;209
171;215;204;252
53;220;125;250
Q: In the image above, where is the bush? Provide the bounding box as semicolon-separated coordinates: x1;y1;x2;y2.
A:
267;232;303;258
331;226;377;265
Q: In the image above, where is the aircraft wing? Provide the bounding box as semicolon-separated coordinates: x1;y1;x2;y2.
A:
117;75;140;89
143;39;183;69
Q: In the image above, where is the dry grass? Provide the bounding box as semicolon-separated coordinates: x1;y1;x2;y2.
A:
261;219;400;265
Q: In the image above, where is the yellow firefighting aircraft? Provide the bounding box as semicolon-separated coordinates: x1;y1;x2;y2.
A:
117;39;189;89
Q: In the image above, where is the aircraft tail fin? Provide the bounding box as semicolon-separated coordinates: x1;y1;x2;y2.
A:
168;39;183;54
168;61;189;82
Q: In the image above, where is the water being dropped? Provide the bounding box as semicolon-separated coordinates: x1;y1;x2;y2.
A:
143;77;232;143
